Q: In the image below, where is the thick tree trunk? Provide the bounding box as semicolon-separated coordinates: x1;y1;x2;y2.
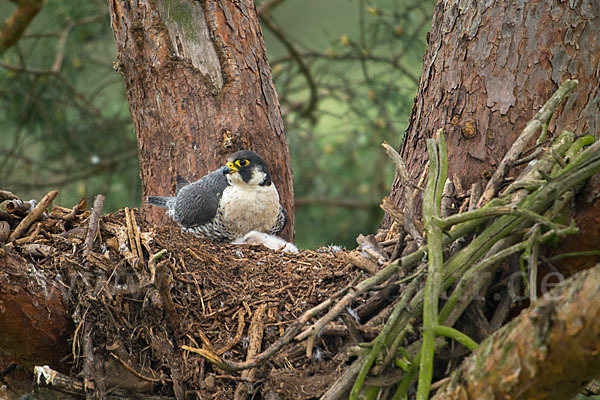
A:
433;263;600;400
384;0;600;268
107;0;294;240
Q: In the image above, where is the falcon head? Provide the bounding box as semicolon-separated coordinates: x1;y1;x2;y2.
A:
223;150;273;186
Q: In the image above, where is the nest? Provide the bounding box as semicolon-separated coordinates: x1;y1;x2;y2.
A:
1;191;379;399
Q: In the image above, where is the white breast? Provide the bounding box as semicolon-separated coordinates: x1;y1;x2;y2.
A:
220;182;280;237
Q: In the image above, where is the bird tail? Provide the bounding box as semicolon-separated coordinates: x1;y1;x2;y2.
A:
146;196;173;208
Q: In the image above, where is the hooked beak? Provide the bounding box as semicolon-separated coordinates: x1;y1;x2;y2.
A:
223;161;238;175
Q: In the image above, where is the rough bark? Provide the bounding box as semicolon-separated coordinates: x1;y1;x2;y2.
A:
383;0;600;268
0;248;72;373
433;263;600;400
107;0;294;240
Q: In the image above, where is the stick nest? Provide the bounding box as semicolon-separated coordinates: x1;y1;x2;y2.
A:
1;196;370;399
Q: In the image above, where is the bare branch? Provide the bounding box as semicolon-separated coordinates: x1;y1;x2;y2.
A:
0;0;45;56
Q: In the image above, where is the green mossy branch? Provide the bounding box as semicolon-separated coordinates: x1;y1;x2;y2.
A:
416;129;447;400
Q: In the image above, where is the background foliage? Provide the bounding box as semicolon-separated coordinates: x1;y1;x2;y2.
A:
0;0;433;249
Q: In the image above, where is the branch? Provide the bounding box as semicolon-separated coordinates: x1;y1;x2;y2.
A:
260;15;318;119
382;142;424;244
83;194;105;259
417;129;447;400
433;264;600;400
0;0;45;56
8;190;58;242
478;80;578;206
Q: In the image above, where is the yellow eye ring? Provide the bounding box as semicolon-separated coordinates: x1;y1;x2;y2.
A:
235;159;249;167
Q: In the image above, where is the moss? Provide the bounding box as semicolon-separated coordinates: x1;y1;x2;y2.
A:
159;0;199;41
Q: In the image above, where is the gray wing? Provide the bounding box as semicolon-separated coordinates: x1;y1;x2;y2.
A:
172;168;229;228
268;205;288;236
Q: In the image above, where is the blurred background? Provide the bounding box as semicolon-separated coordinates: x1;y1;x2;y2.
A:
0;0;434;249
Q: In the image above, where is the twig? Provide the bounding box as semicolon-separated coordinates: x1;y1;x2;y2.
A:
433;325;477;351
478;79;578;206
61;197;87;223
131;209;144;261
372;321;415;376
147;249;167;284
124;207;140;260
468;182;482;211
511;148;543;167
549;250;600;262
347;251;378;274
528;227;541;301
489;286;516;331
3;199;35;215
382;142;424;244
234;304;267;400
430;377;450;392
389;231;406;262
563;135;596;164
390;359;419;399
382;142;422;192
13;222;41;245
440;179;455;218
0;190;18;202
83;194;105;259
33;365;171;399
52;15;105;73
155;262;179;333
438;204;562;231
216;309;246;356
417;129;447;400
109;352;162;383
380;197;404;227
8;190;58;242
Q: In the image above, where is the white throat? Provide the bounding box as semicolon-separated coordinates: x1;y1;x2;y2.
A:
226;168;268;186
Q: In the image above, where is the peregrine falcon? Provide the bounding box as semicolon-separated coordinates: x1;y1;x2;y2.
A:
146;150;287;242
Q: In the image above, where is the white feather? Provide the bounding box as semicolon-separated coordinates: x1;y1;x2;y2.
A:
232;230;298;253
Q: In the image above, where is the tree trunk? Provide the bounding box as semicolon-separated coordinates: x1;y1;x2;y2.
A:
433;263;600;400
384;0;600;269
107;0;294;240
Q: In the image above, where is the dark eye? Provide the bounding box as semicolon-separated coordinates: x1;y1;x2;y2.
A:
235;159;249;167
